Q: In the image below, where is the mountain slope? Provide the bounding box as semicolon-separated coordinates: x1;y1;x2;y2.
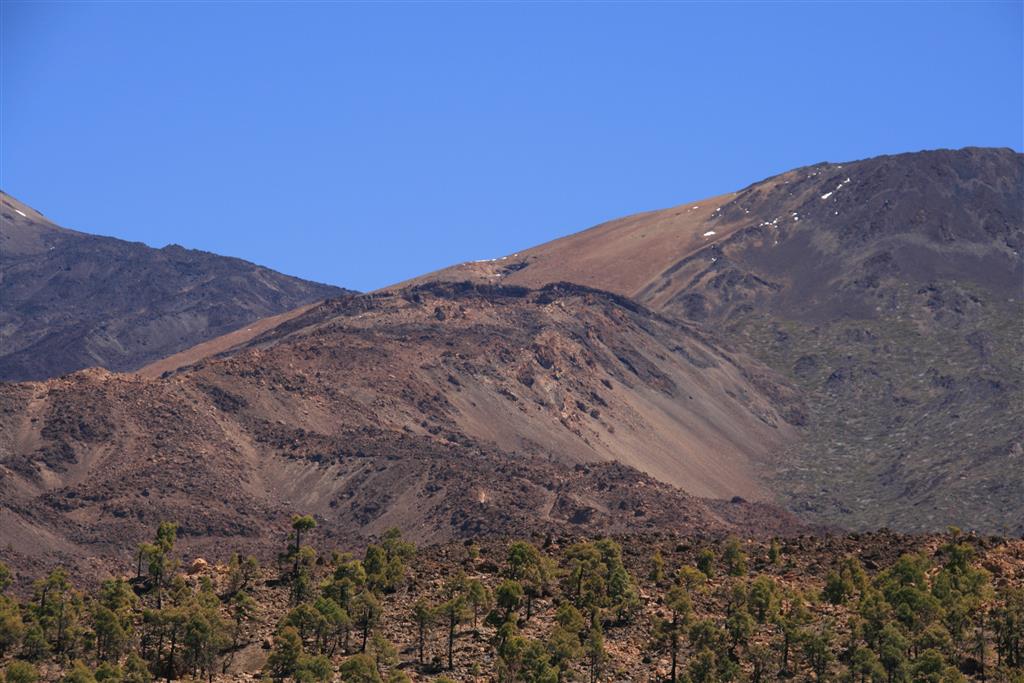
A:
0;282;805;578
404;148;1024;533
0;191;349;381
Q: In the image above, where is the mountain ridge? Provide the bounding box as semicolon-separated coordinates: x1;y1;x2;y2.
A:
0;280;807;580
393;146;1024;533
0;191;350;381
1;147;1020;582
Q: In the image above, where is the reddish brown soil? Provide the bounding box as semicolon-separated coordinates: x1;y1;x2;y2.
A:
0;282;806;581
389;148;1024;534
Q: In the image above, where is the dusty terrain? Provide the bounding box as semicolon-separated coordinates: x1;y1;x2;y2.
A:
0;192;347;381
1;147;1019;583
403;148;1024;533
0;282;806;580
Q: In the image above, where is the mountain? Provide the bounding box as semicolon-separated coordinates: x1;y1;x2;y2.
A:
0;282;805;578
406;147;1024;534
2;147;1019;580
0;191;349;381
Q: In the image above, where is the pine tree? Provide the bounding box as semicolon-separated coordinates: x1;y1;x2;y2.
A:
650;549;666;586
351;590;381;654
368;633;398;677
61;661;96;683
495;580;524;623
411;598;434;664
585;624;605;683
3;661;39;683
437;574;469;670
653;584;691;682
466;579;490;630
696;548;715;579
749;574;778;623
290;515;317;578
723;537;748;577
802;627;834;681
266;626;303;681
506;541;554;622
338;654;382;683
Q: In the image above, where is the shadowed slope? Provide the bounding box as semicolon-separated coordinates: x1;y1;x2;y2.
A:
0;191;349;381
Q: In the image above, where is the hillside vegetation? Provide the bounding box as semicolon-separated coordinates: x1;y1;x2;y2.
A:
1;523;1021;682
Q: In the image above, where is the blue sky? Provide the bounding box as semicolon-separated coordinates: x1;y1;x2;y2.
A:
2;2;1021;291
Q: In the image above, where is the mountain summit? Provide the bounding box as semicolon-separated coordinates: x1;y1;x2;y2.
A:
0;192;349;381
411;147;1024;533
0;148;1020;580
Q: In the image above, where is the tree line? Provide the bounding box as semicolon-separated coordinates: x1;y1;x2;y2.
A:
0;520;1021;682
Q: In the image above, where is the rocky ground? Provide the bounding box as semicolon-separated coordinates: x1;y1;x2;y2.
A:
5;529;1022;682
0;191;347;382
408;148;1024;534
0;282;806;583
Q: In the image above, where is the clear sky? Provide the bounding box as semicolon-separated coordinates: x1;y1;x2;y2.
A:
2;2;1021;291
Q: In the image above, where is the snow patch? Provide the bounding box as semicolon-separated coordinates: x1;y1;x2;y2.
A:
702;230;716;237
14;209;26;217
821;177;852;202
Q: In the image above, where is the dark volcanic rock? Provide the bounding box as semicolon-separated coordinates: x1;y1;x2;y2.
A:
0;191;349;381
409;147;1024;534
644;148;1024;534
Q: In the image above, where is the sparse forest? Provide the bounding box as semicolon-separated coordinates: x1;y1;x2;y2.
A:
1;521;1021;683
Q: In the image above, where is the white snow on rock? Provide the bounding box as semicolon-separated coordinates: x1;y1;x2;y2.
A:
14;209;27;217
702;230;716;237
821;178;851;201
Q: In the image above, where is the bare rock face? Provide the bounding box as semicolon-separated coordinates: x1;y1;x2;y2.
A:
0;191;349;381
